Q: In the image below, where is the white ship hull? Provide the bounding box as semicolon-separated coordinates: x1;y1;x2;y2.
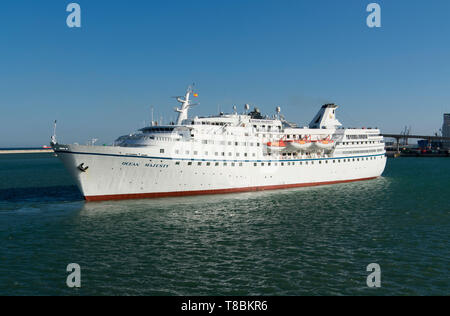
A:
54;144;386;201
52;91;387;201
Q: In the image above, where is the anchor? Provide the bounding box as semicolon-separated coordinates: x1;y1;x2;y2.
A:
77;163;89;172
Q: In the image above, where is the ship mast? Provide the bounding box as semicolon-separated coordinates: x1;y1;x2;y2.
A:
174;86;196;125
51;120;57;145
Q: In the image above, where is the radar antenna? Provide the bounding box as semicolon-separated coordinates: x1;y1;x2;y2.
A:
174;85;198;125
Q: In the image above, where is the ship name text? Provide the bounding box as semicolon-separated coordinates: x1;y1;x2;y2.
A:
121;161;169;168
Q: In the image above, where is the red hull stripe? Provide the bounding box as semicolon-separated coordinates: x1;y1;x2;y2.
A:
84;177;378;202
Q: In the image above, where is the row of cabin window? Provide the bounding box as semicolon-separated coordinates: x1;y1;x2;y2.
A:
164;150;321;158
253;125;281;130
174;156;382;166
163;149;336;158
342;148;385;155
342;141;382;145
195;122;280;130
165;149;258;157
155;137;383;146
198;140;262;146
195;121;227;126
161;148;383;160
346;135;369;140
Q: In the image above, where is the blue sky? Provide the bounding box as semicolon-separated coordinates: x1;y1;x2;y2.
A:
1;0;449;147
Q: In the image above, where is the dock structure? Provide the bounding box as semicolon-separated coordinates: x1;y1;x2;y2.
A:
443;114;450;149
382;134;450;153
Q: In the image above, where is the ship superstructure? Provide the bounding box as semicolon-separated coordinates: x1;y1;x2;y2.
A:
52;87;387;201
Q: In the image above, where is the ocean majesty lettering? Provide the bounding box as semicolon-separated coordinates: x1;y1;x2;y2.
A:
145;163;169;168
121;161;169;168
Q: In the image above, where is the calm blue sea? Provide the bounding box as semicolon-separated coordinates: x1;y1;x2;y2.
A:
0;153;448;295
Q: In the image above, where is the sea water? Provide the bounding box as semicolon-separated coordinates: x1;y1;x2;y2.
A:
0;153;448;295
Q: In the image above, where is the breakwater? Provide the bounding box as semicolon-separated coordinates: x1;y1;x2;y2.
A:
0;149;54;154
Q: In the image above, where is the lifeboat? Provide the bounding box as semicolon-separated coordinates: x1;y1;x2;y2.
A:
286;139;313;151
312;137;335;150
266;139;287;152
313;140;335;150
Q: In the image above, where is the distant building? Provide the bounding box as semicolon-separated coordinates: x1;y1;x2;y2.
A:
443;114;450;149
418;139;443;150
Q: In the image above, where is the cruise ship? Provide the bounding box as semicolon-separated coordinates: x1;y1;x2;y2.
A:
52;87;387;201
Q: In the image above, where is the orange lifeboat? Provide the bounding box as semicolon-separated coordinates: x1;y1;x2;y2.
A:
312;136;335;150
266;139;287;152
286;136;313;151
267;140;287;147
